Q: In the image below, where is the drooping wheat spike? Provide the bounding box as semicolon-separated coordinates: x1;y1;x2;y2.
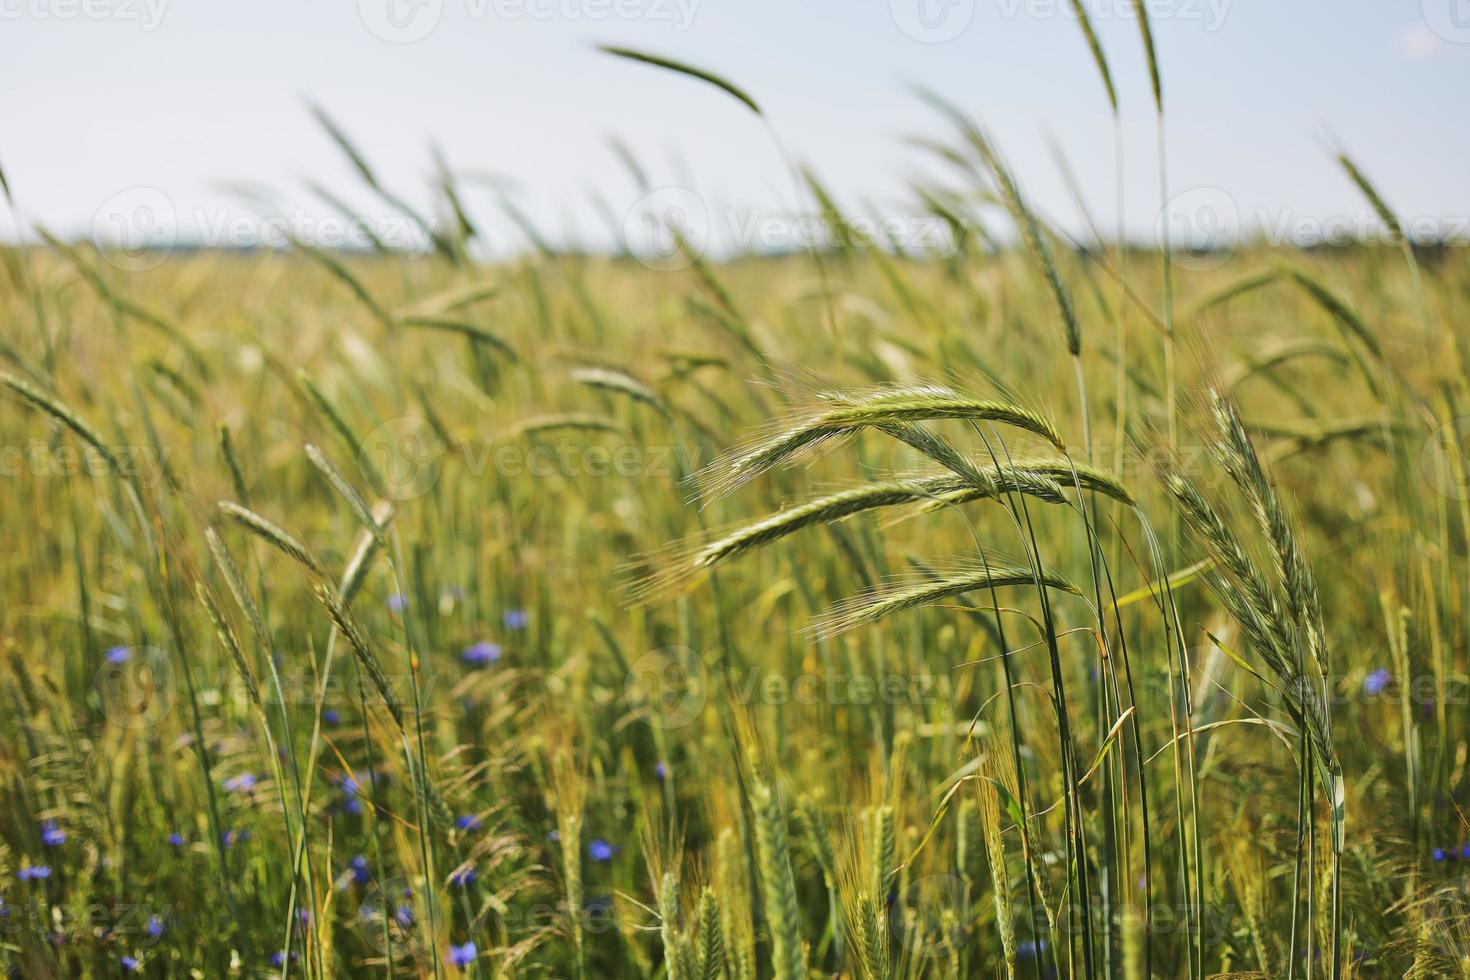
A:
1066;0;1118;112
1184;268;1279;321
1336;152;1404;243
750;780;806;980
204;526;264;640
194;581;261;710
312;583;404;730
1209;391;1328;678
977;755;1017;979
701;385;1065;501
571;365;668;417
808;556;1078;640
399;316;518;360
597;45;762;116
305;443;383;544
694;887;725;980
217;424;251;502
1133;0;1163;113
339;502;394;605
1275;261;1384;361
218;501;324;577
1;370;119;472
502;413;623;438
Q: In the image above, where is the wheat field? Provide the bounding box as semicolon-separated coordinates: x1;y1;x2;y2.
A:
1;38;1469;980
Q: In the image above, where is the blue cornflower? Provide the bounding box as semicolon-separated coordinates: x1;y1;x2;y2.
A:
168;833;186;848
502;609;528;630
221;829;249;847
41;821;66;847
456;814;483;831
18;866;51;881
588;839;616;862
449;867;478;888
394;904;414;928
447;941;477;969
548;829;559;842
349;855;370;886
223;773;257;793
147;915;164;938
122;956;139;972
106;647;130;665
1017;939;1048;959
654;761;669;781
1433;848;1447;862
460;641;501;667
387;593;407;612
322;709;341;727
1462;844;1470;860
1363;667;1391;696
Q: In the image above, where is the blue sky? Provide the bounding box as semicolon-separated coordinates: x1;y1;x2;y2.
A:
1;0;1467;254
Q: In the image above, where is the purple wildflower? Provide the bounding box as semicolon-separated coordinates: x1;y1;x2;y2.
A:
41;821;65;847
654;761;669;781
122;956;139;972
106;647;130;665
18;866;51;881
223;773;257;793
456;814;483;831
1363;668;1391;696
147;915;164;938
460;641;501;666
502;609;528;630
322;709;341;727
448;941;477;969
449;867;478;888
167;833;185;848
588;839;616;862
387;593;407;612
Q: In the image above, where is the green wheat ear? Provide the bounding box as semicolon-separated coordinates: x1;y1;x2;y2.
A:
750;780;806;980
